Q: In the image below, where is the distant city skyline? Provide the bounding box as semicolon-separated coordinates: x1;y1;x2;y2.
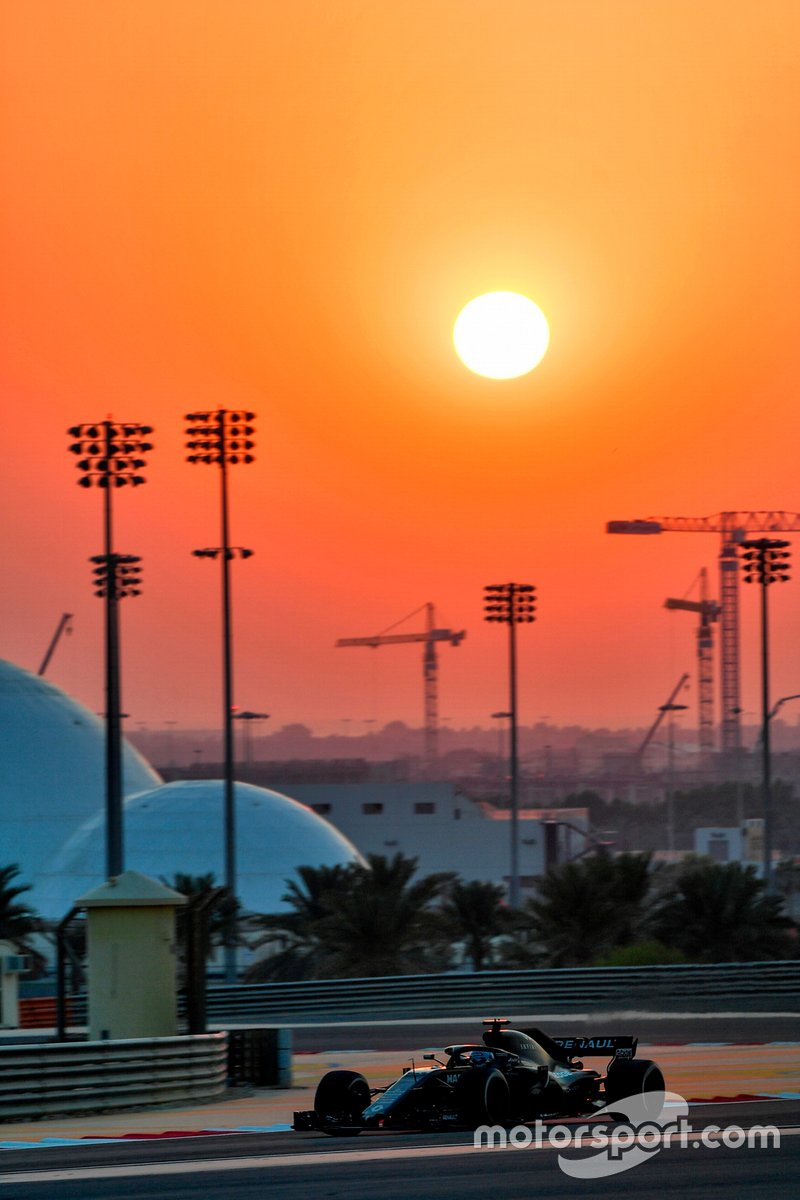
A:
124;711;800;773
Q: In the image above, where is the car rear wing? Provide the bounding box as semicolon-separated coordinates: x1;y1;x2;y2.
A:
484;1020;639;1063
547;1035;638;1059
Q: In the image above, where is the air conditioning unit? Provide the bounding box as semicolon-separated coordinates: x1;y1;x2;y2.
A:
2;955;31;974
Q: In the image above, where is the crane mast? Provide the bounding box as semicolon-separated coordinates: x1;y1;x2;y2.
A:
336;602;466;775
664;569;720;755
608;512;800;755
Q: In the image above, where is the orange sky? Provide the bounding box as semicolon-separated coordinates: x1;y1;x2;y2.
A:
2;2;800;740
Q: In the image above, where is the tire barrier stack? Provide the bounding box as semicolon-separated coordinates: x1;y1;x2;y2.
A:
0;1032;228;1121
227;1026;293;1087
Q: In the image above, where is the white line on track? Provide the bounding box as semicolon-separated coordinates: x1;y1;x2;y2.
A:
4;1128;800;1186
1;1106;789;1152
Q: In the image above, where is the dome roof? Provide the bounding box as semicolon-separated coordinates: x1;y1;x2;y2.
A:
0;659;160;898
36;779;365;917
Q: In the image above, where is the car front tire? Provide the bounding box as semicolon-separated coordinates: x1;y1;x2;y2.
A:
314;1069;370;1135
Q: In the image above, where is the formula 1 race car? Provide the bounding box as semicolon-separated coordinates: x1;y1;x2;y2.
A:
293;1019;665;1135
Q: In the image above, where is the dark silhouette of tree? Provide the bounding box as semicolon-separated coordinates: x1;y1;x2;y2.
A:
651;861;793;962
516;852;655;967
439;880;510;970
0;864;42;970
247;855;453;980
246;863;355;981
164;872;240;965
318;854;454;977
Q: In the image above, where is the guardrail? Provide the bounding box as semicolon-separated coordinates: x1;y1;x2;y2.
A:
202;961;800;1023
0;1032;228;1121
49;961;800;1031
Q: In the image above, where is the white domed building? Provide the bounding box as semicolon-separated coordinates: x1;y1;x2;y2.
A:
0;659;364;919
0;658;159;906
37;780;365;917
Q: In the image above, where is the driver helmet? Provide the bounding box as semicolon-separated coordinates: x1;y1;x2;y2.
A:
469;1050;495;1066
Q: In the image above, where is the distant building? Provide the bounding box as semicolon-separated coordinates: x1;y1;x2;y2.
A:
693;820;764;873
278;782;590;897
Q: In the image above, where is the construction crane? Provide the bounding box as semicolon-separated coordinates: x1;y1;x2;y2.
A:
38;613;73;676
336;602;466;773
664;569;721;756
608;512;800;754
636;673;690;762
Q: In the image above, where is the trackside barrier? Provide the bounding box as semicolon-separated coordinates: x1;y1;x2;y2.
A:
18;997;73;1029
201;960;800;1023
0;1032;228;1121
227;1027;293;1087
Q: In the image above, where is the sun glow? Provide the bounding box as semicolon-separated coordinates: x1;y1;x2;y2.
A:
453;292;550;379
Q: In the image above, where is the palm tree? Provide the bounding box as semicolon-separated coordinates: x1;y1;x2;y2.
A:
652;860;793;962
318;854;455;977
278;863;355;928
165;872;239;966
0;864;41;966
245;862;356;981
517;852;655;967
248;854;454;980
439;880;510;971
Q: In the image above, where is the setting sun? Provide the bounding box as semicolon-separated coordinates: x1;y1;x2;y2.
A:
453;292;550;380
3;2;799;736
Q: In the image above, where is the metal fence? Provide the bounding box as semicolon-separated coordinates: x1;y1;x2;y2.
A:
203;961;800;1023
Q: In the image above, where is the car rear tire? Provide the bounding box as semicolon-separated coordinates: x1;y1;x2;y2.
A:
605;1058;665;1119
457;1065;511;1127
314;1069;370;1135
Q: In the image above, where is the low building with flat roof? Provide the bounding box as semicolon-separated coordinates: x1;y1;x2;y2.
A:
280;782;590;897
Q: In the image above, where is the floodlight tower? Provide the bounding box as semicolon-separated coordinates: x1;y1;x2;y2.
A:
185;409;256;982
67;420;153;877
741;538;791;891
483;583;537;907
